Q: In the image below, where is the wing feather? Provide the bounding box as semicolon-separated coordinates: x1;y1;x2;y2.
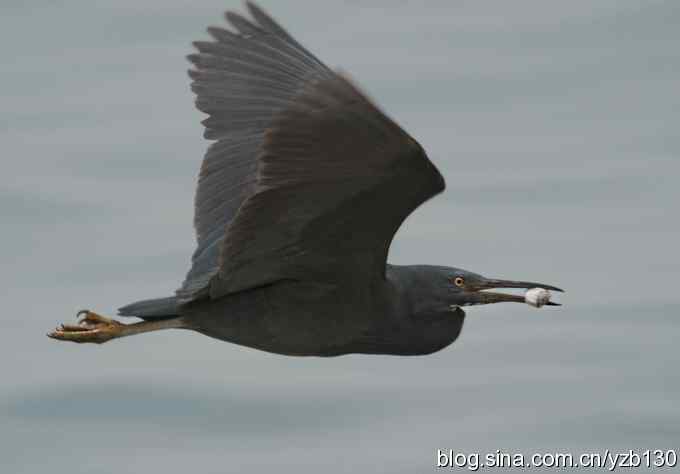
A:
178;1;332;303
211;74;445;296
179;2;444;303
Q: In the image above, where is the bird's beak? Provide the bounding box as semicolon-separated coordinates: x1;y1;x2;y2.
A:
472;278;564;305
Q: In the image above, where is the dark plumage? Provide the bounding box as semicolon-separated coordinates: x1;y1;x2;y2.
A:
49;2;562;355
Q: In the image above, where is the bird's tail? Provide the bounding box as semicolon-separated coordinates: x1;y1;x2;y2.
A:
117;296;180;320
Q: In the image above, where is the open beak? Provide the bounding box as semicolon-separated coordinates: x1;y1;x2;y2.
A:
473;278;563;306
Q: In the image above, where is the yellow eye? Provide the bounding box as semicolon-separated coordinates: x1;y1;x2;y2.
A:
453;277;465;287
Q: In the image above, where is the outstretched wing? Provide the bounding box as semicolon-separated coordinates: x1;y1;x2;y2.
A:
180;2;445;302
177;2;334;303
210;73;445;296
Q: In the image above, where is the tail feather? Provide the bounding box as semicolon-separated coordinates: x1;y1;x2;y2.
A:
118;296;179;319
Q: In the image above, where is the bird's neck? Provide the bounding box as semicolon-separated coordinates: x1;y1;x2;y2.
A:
348;265;465;355
385;264;453;317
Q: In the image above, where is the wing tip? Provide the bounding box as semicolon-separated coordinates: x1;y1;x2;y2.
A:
244;1;267;24
187;68;200;80
206;25;234;42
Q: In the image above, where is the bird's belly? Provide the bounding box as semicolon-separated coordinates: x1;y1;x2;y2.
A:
184;280;374;356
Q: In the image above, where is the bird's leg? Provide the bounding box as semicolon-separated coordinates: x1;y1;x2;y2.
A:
48;310;184;344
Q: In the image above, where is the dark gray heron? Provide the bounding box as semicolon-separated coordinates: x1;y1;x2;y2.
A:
49;2;562;356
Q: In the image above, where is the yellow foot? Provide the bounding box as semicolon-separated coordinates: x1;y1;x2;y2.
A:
48;310;124;344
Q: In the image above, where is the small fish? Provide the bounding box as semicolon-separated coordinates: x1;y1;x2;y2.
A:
524;288;559;308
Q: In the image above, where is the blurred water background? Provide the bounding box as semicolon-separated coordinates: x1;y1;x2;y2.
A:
1;1;678;472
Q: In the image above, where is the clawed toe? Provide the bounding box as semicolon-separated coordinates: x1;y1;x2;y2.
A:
58;323;90;332
77;310;116;326
49;308;184;345
48;310;124;344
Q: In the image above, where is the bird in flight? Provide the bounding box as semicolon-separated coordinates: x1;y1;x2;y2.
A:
49;2;562;356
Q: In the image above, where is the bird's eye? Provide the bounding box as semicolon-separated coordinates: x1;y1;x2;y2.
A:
453;277;465;287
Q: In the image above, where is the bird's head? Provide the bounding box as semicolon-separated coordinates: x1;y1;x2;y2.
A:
394;265;562;317
379;265;563;355
441;267;563;309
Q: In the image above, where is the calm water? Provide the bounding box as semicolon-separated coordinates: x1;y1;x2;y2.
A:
1;1;678;472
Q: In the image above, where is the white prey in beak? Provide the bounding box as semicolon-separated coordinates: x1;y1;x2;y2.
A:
524;288;553;308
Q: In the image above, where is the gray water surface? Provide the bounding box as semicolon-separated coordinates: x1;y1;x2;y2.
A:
2;1;679;472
